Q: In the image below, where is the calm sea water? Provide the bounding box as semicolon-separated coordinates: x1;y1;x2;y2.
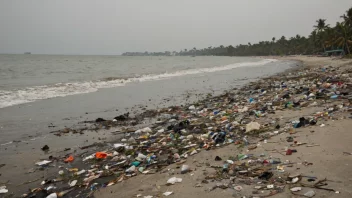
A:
0;55;277;108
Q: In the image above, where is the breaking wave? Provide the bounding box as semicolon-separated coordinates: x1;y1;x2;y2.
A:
0;59;277;108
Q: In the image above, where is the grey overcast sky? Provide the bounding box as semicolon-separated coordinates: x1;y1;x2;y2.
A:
0;0;351;55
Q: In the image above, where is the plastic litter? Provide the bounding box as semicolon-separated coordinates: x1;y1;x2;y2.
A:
188;105;196;110
35;160;52;166
19;63;351;198
0;186;8;194
267;184;274;189
64;155;74;163
304;190;316;197
131;161;141;167
234;185;243;191
246;122;260;132
69;180;77;187
95;152;108;159
126;165;136;173
141;127;152;133
75;169;86;175
181;165;190;174
163;192;173;196
291;177;299;183
167;177;182;185
290;187;302;192
226;160;234;164
46;193;57;198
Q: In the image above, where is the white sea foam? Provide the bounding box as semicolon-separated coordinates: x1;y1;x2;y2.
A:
0;59;276;108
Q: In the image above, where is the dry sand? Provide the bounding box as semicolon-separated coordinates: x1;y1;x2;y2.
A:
95;56;352;198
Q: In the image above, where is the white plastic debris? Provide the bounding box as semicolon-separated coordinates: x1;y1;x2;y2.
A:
0;186;8;194
82;154;95;161
290;187;302;192
134;129;142;135
35;160;52;166
75;169;86;175
128;137;136;144
144;196;153;198
188;105;196;110
304;190;316;197
163;191;173;196
45;186;56;191
291;177;299;183
69;180;77;187
141;127;152;133
226;160;234;164
167;177;182;185
58;170;64;175
190;150;197;155
46;193;57;198
136;153;147;161
246;122;260;132
114;143;127;149
126;165;136;173
181;165;190;174
234;185;243;191
267;184;274;189
158;128;165;133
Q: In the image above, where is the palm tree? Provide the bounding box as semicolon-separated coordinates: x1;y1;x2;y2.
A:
314;19;329;31
278;36;286;45
313;19;330;52
272;37;276;43
341;7;352;27
334;22;351;54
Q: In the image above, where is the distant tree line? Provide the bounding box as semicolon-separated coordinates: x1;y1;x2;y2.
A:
123;7;352;57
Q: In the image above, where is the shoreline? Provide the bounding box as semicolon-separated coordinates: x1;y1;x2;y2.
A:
1;56;351;198
95;56;352;198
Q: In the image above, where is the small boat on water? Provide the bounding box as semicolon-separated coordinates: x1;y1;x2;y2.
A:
24;52;31;54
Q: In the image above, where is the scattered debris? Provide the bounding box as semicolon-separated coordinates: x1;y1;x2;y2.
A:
167;177;182;185
41;145;49;151
17;63;352;198
163;191;173;196
290;187;302;192
0;186;8;194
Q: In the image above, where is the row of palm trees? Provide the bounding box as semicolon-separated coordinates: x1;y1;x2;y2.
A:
176;7;352;57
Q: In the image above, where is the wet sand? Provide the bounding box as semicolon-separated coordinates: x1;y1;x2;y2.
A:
0;59;294;196
94;56;352;198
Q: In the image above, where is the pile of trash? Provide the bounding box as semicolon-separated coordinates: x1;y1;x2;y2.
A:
17;65;351;197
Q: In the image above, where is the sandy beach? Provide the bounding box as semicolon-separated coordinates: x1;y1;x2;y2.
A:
91;56;352;198
1;56;351;198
